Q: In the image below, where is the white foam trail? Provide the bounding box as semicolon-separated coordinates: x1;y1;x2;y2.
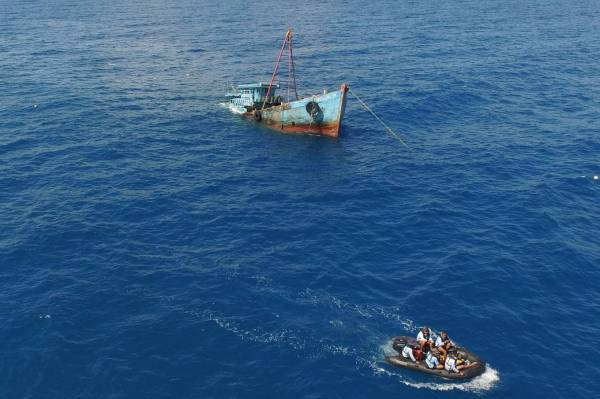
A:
368;358;499;393
298;288;416;331
203;310;307;350
218;102;245;114
380;340;398;357
403;365;499;393
193;293;500;395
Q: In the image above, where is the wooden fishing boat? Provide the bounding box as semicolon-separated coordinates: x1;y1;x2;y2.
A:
224;30;349;138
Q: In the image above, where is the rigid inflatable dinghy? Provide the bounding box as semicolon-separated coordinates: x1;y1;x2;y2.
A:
385;336;486;380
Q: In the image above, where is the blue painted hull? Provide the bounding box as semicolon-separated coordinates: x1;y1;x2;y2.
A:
245;84;348;138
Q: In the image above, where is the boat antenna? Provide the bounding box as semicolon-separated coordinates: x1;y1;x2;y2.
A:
262;29;298;110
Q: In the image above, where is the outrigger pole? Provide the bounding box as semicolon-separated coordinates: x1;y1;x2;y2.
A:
261;29;298;110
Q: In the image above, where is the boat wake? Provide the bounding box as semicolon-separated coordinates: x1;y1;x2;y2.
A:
402;366;500;393
125;273;499;394
218;102;245;114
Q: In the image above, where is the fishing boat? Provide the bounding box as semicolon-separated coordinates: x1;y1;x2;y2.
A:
224;30;349;138
385;336;486;380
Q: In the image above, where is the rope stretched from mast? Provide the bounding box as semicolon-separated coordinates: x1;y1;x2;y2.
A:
349;88;409;147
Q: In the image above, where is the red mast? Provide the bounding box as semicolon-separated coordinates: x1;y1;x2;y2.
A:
261;29;298;110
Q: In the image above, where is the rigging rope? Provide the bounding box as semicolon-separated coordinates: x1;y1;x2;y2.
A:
348;88;409;148
262;30;290;110
262;29;297;109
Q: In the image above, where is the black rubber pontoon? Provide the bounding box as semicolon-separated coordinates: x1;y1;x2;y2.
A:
385;336;486;380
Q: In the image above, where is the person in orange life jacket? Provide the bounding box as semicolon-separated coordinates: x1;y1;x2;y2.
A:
416;326;433;351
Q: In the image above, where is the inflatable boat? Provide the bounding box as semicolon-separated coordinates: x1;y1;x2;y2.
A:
385;336;486;380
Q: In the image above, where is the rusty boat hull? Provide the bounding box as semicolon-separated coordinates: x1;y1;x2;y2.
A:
244;84;348;138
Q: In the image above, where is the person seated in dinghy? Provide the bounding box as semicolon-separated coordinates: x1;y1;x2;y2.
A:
434;330;455;359
444;350;479;375
416;326;434;352
401;342;424;364
425;348;444;370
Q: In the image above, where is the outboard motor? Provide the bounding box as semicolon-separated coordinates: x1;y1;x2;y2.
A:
392;337;408;354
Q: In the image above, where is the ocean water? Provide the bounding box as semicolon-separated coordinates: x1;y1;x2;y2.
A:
1;0;599;398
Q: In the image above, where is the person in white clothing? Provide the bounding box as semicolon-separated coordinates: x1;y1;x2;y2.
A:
435;330;454;358
444;354;461;374
444;352;478;375
416;326;433;350
401;345;417;362
425;349;443;370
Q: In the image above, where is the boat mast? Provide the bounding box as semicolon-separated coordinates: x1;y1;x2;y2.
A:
261;29;298;110
288;30;298;101
288;31;299;102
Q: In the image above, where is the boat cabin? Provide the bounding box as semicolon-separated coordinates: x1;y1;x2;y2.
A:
228;83;281;111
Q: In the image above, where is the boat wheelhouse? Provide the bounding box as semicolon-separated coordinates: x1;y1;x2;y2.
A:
226;83;281;114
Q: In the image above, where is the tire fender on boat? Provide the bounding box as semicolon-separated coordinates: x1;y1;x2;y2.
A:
305;101;321;120
253;110;262;121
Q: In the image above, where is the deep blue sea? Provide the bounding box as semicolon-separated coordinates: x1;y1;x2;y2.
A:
1;0;599;398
